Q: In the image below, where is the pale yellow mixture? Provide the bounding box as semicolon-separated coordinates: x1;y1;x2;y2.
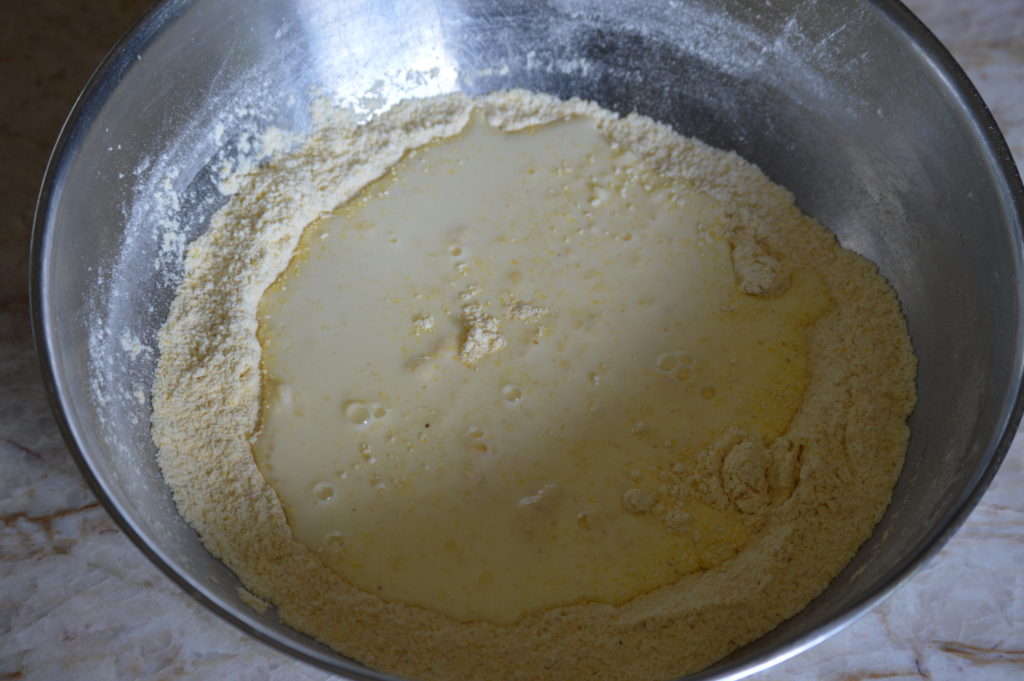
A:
152;91;916;681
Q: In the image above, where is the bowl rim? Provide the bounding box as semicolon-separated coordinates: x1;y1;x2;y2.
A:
29;0;1024;679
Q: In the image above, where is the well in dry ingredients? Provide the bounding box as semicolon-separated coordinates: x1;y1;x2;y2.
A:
151;90;916;681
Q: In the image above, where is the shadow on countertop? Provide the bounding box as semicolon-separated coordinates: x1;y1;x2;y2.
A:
1;0;152;308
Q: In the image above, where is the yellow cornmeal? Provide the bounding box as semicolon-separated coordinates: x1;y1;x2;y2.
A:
152;90;916;681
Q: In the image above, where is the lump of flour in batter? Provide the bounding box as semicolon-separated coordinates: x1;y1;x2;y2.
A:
458;303;506;365
729;231;790;297
151;90;916;681
657;426;803;531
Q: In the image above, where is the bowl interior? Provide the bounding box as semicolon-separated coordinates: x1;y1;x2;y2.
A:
34;0;1024;678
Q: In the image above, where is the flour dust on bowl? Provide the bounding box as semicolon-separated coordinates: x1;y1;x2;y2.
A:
30;1;1024;680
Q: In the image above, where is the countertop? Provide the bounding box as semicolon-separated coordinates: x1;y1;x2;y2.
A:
2;1;1022;679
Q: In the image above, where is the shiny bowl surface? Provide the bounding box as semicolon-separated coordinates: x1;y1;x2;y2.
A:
31;0;1024;679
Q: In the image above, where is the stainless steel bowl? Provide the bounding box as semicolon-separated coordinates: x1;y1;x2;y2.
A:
31;0;1024;679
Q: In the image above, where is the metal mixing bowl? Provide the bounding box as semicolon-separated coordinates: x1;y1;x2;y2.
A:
31;0;1024;679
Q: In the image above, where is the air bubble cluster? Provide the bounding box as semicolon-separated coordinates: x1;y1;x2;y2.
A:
656;351;696;381
345;400;388;425
657;351;718;399
466;426;491;453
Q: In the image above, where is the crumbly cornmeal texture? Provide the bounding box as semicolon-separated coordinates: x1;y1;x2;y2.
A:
151;90;916;681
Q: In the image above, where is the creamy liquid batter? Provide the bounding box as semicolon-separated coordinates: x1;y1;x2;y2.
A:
254;112;829;624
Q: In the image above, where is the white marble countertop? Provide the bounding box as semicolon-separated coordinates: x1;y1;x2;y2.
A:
2;1;1022;679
